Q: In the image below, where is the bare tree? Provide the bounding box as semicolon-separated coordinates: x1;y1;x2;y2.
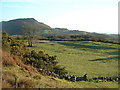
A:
22;22;40;47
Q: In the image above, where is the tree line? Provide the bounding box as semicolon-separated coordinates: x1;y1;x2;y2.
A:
13;34;119;44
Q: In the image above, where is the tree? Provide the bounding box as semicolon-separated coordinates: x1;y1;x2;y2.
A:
22;22;40;47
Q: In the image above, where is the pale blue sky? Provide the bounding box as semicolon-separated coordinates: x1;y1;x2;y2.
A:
0;0;119;34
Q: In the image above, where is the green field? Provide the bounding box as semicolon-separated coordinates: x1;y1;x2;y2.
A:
27;40;119;78
3;40;119;88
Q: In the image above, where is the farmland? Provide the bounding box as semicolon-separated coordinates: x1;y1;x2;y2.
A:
2;35;119;88
28;40;119;78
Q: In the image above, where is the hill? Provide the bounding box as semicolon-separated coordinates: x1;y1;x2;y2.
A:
1;18;51;35
1;18;88;36
1;18;119;43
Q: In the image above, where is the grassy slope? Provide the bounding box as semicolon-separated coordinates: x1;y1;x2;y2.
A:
3;66;118;88
2;51;83;88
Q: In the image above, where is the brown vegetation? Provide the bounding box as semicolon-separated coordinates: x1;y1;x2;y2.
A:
2;70;37;88
17;78;36;88
2;51;16;66
2;51;38;74
2;51;39;88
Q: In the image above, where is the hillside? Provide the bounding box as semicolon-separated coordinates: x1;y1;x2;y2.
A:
2;51;74;88
41;28;88;36
1;18;51;35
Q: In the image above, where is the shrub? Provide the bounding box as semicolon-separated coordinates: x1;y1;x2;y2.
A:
53;65;68;76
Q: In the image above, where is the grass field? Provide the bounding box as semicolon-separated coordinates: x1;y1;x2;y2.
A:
3;40;119;88
27;40;119;79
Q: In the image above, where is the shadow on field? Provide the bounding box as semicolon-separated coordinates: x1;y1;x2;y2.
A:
35;41;48;43
57;42;118;50
106;51;118;55
89;56;118;61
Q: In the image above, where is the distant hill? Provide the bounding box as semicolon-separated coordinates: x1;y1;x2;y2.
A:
1;18;116;36
1;18;51;35
1;18;88;36
1;18;119;43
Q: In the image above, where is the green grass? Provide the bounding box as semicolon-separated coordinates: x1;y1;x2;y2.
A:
3;66;118;88
28;41;118;76
26;40;119;88
3;39;119;88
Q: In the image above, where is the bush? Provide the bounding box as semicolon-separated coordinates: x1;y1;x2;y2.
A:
2;32;27;56
53;65;68;76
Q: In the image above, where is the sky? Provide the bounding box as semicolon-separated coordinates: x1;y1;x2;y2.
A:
0;0;119;34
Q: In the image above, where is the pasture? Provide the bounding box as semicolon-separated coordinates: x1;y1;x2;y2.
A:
27;40;119;79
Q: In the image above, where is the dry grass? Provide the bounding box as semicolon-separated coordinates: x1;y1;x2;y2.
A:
2;70;37;88
2;80;12;88
18;78;36;88
2;51;38;74
2;70;17;88
2;51;39;88
2;52;16;66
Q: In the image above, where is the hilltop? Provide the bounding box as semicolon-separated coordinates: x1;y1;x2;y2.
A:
1;18;51;35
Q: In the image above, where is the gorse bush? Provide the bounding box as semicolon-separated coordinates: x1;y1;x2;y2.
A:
2;32;68;76
53;65;68;76
2;32;26;57
22;50;66;75
2;32;13;51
